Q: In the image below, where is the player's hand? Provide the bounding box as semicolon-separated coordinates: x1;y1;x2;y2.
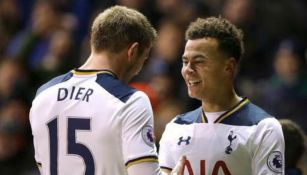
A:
170;155;186;175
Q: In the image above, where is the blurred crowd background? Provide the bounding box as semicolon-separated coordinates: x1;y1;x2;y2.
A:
0;0;306;174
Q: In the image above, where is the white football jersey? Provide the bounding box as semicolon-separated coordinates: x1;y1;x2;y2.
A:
30;69;158;175
159;98;285;175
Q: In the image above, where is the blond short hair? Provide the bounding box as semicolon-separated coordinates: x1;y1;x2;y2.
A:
90;6;157;55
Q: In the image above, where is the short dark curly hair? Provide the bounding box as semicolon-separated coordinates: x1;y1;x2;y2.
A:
185;16;244;62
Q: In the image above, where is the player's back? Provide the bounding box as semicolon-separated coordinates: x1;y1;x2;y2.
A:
30;70;156;175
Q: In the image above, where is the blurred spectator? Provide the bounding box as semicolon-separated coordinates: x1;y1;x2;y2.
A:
200;0;224;15
155;19;184;65
279;119;306;175
257;39;307;133
155;0;203;26
70;0;99;42
5;0;62;69
0;0;22;56
222;0;270;80
0;99;38;175
41;30;77;73
139;18;184;84
135;17;191;114
250;0;307;78
31;29;79;87
117;0;160;27
255;0;307;45
222;0;253;26
148;74;184;144
0;58;29;106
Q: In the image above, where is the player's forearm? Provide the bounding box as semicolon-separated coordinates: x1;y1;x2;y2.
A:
127;162;162;175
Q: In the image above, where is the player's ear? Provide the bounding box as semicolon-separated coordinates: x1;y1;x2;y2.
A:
127;42;139;61
225;57;237;77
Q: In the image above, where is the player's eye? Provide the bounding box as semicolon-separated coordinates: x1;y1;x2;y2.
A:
182;59;188;66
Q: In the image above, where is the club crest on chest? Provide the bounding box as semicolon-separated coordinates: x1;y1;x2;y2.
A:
225;130;237;154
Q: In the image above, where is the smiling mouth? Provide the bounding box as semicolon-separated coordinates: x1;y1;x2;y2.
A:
188;80;202;86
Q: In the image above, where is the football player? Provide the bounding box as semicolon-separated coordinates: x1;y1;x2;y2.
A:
159;17;285;175
30;6;161;175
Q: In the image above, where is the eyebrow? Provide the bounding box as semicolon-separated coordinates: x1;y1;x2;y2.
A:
182;54;206;60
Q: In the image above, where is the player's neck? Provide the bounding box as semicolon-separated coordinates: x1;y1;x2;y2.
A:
80;52;127;80
201;90;241;112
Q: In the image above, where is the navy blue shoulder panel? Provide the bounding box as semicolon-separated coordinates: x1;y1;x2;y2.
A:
222;102;272;126
35;72;73;97
96;73;137;103
173;107;202;125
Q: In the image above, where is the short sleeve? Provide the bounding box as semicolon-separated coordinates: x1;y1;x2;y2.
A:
159;122;176;172
121;91;159;169
127;162;161;175
251;118;285;175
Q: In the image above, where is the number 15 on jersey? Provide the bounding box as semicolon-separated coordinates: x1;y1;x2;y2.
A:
47;116;95;175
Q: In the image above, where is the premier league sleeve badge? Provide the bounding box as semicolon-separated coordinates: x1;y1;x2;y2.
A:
267;151;283;173
141;125;156;147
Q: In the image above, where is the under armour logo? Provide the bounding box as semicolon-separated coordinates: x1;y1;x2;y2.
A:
178;136;191;145
225;130;237;154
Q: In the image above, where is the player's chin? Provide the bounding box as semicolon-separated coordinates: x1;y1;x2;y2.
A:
188;90;199;99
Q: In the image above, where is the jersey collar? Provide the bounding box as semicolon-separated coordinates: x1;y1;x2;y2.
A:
201;97;249;123
71;69;118;78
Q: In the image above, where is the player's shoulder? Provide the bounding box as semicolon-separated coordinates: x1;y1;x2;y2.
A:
171;107;202;125
35;71;73;97
256;116;282;131
223;100;273;126
95;73;138;103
